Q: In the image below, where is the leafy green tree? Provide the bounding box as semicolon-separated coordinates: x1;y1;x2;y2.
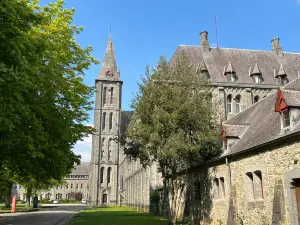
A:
0;0;98;206
123;55;221;224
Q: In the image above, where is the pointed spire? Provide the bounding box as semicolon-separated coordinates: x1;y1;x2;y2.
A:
98;34;120;80
250;63;262;76
224;62;235;75
276;64;287;77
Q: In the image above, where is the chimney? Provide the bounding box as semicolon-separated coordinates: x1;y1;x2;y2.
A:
200;31;210;53
271;37;283;56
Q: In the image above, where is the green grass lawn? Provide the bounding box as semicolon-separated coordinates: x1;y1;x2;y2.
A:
67;206;168;225
0;203;39;213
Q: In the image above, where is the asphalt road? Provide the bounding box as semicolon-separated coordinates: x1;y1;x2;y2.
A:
0;204;86;225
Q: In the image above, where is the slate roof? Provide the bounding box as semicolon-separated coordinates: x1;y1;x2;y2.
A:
223;78;300;157
171;46;300;85
98;34;120;81
70;162;90;175
120;111;134;136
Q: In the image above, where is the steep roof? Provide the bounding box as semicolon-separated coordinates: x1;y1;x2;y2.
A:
120;111;134;136
70;162;90;175
223;78;300;156
171;46;300;85
98;34;120;81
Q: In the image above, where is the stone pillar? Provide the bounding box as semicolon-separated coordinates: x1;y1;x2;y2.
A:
245;88;253;109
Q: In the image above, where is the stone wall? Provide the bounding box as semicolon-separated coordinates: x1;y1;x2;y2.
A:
189;141;300;225
119;155;163;211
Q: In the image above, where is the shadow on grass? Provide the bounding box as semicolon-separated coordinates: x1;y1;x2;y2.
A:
68;207;168;225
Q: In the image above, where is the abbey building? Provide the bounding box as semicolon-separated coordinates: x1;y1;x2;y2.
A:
89;31;300;219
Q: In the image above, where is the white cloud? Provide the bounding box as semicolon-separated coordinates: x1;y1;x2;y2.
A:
297;0;300;5
72;124;94;162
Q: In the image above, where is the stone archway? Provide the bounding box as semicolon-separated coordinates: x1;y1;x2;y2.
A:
102;190;108;205
284;168;300;225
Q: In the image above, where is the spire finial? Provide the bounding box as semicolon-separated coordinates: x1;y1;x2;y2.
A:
110;25;112;34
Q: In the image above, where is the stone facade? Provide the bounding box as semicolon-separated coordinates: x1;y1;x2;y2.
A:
187;81;300;225
89;34;122;206
119;157;163;210
189;139;300;225
16;162;90;202
89;32;300;217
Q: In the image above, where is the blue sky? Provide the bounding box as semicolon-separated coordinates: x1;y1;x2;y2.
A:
41;0;300;161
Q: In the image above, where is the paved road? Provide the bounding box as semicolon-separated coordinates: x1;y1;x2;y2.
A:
0;204;87;225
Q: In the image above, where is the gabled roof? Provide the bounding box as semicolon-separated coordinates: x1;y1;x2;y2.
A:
222;78;300;157
70;162;90;175
171;46;300;85
250;63;262;76
120;111;134;136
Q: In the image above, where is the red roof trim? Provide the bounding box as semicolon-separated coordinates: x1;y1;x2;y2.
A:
275;88;288;113
220;127;226;140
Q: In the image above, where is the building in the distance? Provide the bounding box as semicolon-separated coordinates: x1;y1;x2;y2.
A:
16;162;90;201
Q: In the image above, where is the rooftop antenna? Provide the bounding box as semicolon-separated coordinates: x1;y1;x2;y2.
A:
214;16;219;48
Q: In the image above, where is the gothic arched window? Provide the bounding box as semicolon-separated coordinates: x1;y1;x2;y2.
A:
108;139;112;161
102;112;106;130
110;87;114;104
101;137;105;160
235;95;241;114
107;167;111;184
103;87;107;105
100;167;104;184
109;113;113;130
227;95;232;114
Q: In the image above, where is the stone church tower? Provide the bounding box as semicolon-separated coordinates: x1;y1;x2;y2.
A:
89;34;122;206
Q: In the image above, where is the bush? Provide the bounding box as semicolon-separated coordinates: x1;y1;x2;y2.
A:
150;189;160;215
39;198;53;204
17;200;26;204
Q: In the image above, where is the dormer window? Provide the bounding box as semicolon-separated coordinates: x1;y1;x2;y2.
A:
282;110;290;128
253;75;263;84
275;64;289;85
224;62;237;82
250;63;263;84
227;72;237;82
279;76;288;85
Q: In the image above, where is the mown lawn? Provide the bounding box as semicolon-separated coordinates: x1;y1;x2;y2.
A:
0;203;39;213
67;206;168;225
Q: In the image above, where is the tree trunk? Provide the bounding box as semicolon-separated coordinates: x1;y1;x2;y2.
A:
26;187;32;206
4;181;13;208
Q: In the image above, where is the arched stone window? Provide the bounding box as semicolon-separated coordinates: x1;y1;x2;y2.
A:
101;137;105;160
245;172;254;200
107;167;111;184
108;139;112;161
254;170;264;199
109;113;113;130
103;87;107;105
227;95;232;114
110;87;114;104
235;95;241;113
121;176;124;189
100;167;104;184
254;95;259;104
102;112;106;130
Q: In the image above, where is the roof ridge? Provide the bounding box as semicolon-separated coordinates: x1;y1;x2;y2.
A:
178;45;300;55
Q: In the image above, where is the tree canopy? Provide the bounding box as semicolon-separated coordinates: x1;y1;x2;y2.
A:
122;55;222;223
0;0;98;205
